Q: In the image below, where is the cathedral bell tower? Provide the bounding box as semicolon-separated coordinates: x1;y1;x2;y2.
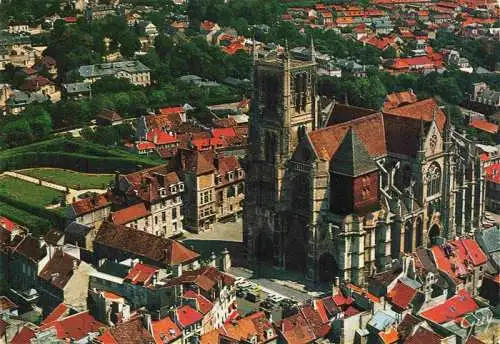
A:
244;44;318;265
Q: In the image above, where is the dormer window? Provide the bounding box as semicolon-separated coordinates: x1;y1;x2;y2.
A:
237;169;243;178
170;185;177;193
228;171;234;181
215;175;222;184
160;188;167;197
178;183;184;192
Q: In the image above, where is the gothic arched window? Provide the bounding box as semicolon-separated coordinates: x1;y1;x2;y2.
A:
264;131;277;163
426;162;441;197
294;73;307;112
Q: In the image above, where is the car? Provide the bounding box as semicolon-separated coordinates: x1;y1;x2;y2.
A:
267;294;285;303
236;290;247;298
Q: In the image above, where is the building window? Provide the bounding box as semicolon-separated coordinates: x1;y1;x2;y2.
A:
237;183;244;194
426;162;441;197
155;216;158;225
173;222;177;232
228;172;234;181
162;212;166;222
227;186;235;198
172;208;177;219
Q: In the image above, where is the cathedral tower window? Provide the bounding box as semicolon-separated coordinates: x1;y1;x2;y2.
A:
264;131;277;163
294;72;307;112
426;162;441;197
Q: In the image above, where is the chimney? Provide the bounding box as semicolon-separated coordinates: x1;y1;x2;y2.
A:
143;313;153;335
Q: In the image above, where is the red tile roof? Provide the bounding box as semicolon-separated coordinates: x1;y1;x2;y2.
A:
10;326;36;344
378;327;399;344
123;165;181;202
41;303;69;325
223;311;275;343
390;56;442;70
212;128;237;139
136;141;156;151
152;316;182;343
383;90;418;111
97;317;154;343
164;266;235;292
0;216;16;232
147;128;178;145
72;192;111;217
485;163;500;184
125;263;158;285
278;312;316;344
22;76;53;92
405;326;443;344
111;202;150;225
184;290;214;314
387;281;417;310
160;106;185;115
308;113;386;161
175;305;203;328
470;119;498;134
40;311;106;340
384;98;446;132
420;289;479;324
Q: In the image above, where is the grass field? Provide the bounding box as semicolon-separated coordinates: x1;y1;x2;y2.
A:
0;176;64;207
19;168;113;190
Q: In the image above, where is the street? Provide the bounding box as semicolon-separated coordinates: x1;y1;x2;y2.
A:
181;221;326;303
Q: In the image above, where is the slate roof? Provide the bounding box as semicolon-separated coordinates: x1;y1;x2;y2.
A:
331;128;378;177
62;82;92;94
44;228;64;246
78;60;150;78
325;103;378;126
475;227;500;254
95;221;199;267
12;235;47;263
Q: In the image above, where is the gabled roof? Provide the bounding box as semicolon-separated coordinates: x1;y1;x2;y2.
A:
39;249;80;290
331;128;378;177
95;222;199;267
111;202;150;225
396;313;421;341
164;266;235;292
308;112;386;161
125;263;158;286
152;316;182;343
39;311;105;341
183;290;214;314
383;90;418;111
0;296;17;313
98;317;154;343
41;303;69;325
387;280;417;310
405;326;443;344
419;289;478;324
72;192;111;217
10;326;36;344
175;305;203;328
470;119;498;134
383;98;446;132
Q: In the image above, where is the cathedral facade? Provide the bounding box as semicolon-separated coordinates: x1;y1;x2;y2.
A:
243;49;487;285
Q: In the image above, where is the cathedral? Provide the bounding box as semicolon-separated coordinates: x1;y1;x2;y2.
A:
243;45;487;285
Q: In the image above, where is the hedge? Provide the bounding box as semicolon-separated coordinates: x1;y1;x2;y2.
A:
0;152;158;174
0;203;53;235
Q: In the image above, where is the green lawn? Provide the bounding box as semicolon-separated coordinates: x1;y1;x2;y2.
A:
0;176;64;207
19;168;113;190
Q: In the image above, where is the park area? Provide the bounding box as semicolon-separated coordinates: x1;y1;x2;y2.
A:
18;168;113;190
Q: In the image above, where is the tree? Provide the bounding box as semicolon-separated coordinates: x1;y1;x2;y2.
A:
1;119;33;147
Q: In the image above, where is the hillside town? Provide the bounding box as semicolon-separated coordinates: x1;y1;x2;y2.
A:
0;0;499;343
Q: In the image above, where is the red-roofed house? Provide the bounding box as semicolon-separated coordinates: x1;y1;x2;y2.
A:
469;119;499;134
389;55;442;74
0;216;17;232
117;166;184;237
387;281;418;311
147;128;178;149
419;289;479;324
174;305;203;341
152;315;182;344
431;237;487;295
69;192;112;229
214;155;245;222
38;310;106;342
